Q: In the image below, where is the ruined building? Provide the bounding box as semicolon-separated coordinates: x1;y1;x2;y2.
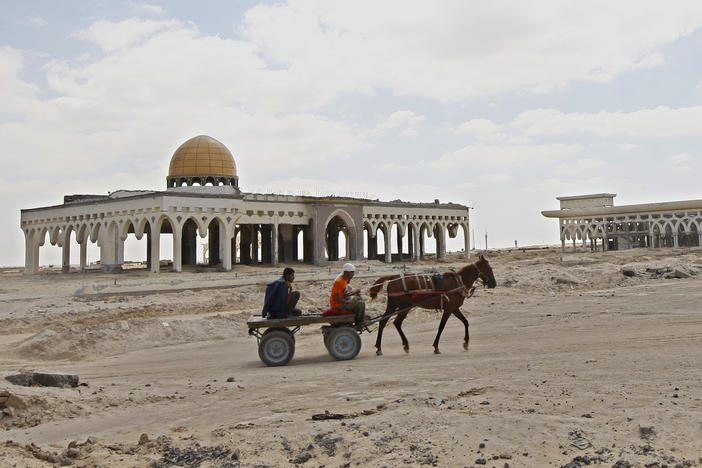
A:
20;136;470;273
542;193;702;251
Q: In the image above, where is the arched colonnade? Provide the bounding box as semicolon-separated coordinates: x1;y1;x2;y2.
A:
22;212;312;274
21;199;472;274
560;212;702;252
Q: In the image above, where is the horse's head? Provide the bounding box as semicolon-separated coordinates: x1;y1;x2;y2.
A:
476;254;497;288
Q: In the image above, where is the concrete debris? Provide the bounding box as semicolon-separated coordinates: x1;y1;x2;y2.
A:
5;372;79;388
552;274;580;285
666;269;691;279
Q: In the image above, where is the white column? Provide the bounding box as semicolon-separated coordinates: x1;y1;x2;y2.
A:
150;222;161;273
61;235;71;273
24;231;39;275
272;221;279;267
673;234;679;248
412;226;420;261
172;229;182;272
222;224;232;271
80;241;87;271
384;228;391;263
116;238;124;265
463;225;470;260
438;224;447;259
99;226;116;272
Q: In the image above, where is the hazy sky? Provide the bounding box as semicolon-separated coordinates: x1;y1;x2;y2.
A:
3;1;702;266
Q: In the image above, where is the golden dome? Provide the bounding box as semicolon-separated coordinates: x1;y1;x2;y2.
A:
168;135;237;179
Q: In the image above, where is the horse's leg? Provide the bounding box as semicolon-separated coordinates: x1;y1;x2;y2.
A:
432;309;452;354
374;299;395;356
393;309;411;353
452;309;470;350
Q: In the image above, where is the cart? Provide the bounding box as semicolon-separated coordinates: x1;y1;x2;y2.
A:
247;314;363;366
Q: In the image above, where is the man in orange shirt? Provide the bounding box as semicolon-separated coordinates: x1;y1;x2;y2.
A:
330;263;367;327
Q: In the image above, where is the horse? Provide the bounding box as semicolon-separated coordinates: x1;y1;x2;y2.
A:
367;255;496;355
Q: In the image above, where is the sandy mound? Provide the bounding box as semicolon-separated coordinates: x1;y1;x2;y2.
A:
0;390;86;430
12;312;250;361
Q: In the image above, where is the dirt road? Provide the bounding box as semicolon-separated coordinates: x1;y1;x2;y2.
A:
1;249;701;467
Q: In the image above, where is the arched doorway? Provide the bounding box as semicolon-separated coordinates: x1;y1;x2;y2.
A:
324;210;358;262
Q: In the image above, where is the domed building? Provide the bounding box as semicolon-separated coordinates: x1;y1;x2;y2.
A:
166;135;239;189
20;136;471;274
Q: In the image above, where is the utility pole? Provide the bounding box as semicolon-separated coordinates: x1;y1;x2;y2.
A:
471;229;475;250
484;232;488;250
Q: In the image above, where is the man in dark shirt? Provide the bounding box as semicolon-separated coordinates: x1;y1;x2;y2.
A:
265;267;301;318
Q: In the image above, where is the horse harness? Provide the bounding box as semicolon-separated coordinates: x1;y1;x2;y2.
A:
387;272;476;309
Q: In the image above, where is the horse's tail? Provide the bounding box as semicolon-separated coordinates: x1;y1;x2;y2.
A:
368;275;397;300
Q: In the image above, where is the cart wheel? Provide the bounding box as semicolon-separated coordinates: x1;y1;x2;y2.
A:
259;329;295;366
326;326;362;361
322;330;332;351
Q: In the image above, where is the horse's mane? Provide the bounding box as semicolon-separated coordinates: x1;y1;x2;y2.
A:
457;262;476;275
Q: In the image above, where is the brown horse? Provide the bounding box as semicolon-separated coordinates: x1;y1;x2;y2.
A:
368;255;496;355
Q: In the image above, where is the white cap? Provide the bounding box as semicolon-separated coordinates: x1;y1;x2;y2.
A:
342;263;355;272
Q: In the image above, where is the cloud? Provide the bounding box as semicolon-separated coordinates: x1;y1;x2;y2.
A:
455;119;505;142
666;152;694;173
619;143;639;152
137;3;165;15
0;47;41;117
21;16;46;26
436;143;583;170
70;18;182;52
373;111;427;136
479;172;512;184
552;158;606;176
511;106;702;137
667;152;693;163
241;0;702;101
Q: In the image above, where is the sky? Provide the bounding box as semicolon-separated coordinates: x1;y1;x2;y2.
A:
3;1;702;267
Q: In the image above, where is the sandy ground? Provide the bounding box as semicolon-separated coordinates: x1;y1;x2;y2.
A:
1;247;701;467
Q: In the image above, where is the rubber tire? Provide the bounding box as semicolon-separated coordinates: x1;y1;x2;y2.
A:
259;329;295;366
326;326;362;361
322;330;332;351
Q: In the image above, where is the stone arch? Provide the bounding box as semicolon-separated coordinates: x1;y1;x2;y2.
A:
375;221;389;254
119;218;136;241
418;221;432;258
679;217;695;231
76;224;88;244
183;215;209;238
90;223;101;243
323;209;356;233
323;209;358;262
204;215;228;266
687;223;700;247
134;217;149;239
363;220;376;260
389;221;404;259
49;225;62;246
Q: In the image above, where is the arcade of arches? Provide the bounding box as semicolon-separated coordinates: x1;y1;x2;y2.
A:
21;136;470;274
542;193;702;252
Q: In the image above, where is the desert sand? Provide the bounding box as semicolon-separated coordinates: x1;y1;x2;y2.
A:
1;247;701;467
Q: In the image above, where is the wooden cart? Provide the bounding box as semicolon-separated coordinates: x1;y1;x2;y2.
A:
247;314;363;366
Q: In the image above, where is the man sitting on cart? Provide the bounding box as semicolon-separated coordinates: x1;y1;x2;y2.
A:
330;263;368;327
263;267;302;318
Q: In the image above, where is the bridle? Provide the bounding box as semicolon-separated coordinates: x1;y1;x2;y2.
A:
474;264;492;287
